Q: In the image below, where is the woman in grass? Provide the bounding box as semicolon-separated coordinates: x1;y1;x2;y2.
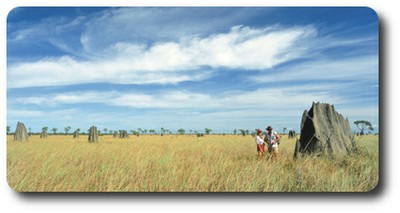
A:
255;129;265;160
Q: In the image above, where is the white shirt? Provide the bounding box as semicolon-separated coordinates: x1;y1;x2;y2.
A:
255;135;264;145
266;131;278;147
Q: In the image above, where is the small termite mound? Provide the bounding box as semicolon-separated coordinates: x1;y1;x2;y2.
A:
14;122;29;142
88;126;99;143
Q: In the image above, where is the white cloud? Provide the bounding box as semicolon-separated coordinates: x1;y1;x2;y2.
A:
11;90;214;109
8;25;315;88
79;8;274;52
7;109;45;118
249;54;378;84
188;25;315;70
11;82;343;112
8;83;377;133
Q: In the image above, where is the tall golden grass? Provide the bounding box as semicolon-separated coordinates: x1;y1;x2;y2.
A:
6;134;378;192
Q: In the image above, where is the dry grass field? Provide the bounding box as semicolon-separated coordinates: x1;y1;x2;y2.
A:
6;134;378;192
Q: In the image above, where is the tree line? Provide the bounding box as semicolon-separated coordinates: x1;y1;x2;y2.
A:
6;125;215;136
6;120;376;136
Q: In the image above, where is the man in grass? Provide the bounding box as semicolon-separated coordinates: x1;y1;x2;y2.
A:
255;129;265;160
265;126;280;161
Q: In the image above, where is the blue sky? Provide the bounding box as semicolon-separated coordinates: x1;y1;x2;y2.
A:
6;7;379;134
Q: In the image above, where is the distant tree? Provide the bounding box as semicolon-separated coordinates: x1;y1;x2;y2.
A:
97;130;101;135
177;128;185;135
354;120;374;135
138;128;143;134
238;129;246;136
65;126;71;135
42;126;48;132
7;126;10;135
233;129;237;135
149;129;156;135
283;127;287;134
205;128;212;135
245;129;249;135
109;130;113;135
130;130;139;136
144;129;148;135
161;127;165;136
104;128;108;134
51;127;57;135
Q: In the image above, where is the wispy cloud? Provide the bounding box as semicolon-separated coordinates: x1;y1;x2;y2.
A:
6;7;379;133
7;86;377;133
8;25;315;88
78;8;274;53
7;109;45;118
11;81;344;111
249;54;378;84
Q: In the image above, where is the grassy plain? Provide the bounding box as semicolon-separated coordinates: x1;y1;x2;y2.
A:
6;134;378;192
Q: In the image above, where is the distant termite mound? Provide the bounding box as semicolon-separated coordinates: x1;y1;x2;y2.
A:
294;102;353;159
73;129;80;138
14;122;29;142
88;126;99;143
40;130;48;138
119;130;129;138
113;131;118;138
288;130;296;139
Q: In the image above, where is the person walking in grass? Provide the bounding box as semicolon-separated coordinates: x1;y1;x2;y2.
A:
255;129;265;160
264;126;280;161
